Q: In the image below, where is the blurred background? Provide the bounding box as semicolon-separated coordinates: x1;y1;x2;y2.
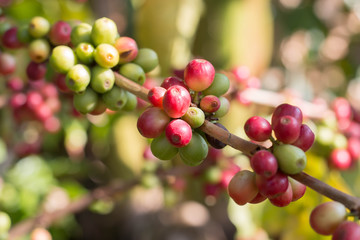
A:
0;0;360;239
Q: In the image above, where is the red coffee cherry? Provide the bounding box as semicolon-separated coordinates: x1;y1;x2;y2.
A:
271;103;303;127
148;86;166;108
165;119;192;147
244;116;272;142
292;124;315;152
184;59;215;91
273;115;301;144
161;76;188;90
137;107;170;138
162;85;191;118
256;171;289;198
250;150;278;178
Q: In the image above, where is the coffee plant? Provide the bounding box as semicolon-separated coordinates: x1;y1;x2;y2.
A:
0;0;360;240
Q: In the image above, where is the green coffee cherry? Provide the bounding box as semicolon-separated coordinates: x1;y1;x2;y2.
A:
94;43;119;68
181;107;205;128
73;88;98;114
151;134;178;160
0;211;11;234
202;73;230;96
29;16;50;38
122;91;137;111
66;64;91;93
118;63;146;85
214;96;230;118
71;23;92;46
90;66;115;93
50;45;77;73
75;43;95;65
179;132;208;166
91;17;118;46
132;48;158;73
273;144;307;175
102;86;128;111
28;38;50;63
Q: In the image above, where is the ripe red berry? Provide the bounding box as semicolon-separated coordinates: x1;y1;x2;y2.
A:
26;61;47;81
0;53;16;75
2;27;23;49
162;85;191;118
332;221;360;240
184;59;215;91
292;124;315;152
137;107;170;138
249;192;267;204
26;91;43;109
114;36;138;64
330;149;352;170
288;177;306;202
332;97;352;120
347;137;360;160
273;115;301;144
6;76;24;91
53;73;71;93
161;76;188;90
271;103;303;127
165;119;192;147
148;86;166;108
256;172;289;198
250;150;278;178
228;170;258;206
269;182;293;207
244;116;272;142
49;21;71;45
200;95;220;113
10;92;26;108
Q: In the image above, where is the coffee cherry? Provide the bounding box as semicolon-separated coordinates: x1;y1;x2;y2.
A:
102;86;128;111
200;95;221;113
184;59;215;91
73;88;98;114
28;38;50;63
250;150;278;178
202;73;230;97
26;61;47;81
94;43;119;68
75;42;94;65
181;107;205;128
29;16;50;38
272;103;303;127
118;63;145;85
71;23;92;46
273;115;301;144
50;45;77;73
0;211;11;234
89;98;107;115
151;134;178;160
148;86;166;108
161;76;187;90
332;221;360;240
273;144;306;174
49;20;71;45
10;92;26;108
53;73;71;93
310;201;347;235
288;177;306;201
332;97;352;120
205;122;228;149
34;102;52;121
227;170;258;205
165;119;192;147
26;91;43;109
0;53;16;75
137;107;170;138
2;27;22;49
43;116;61;133
132;48;159;73
90;66;115;93
256;172;289;198
122;91;137;111
65;64;91;93
114;36;138;64
330;149;352;170
163;85;191;118
249;192;267;204
179;132;208;166
91;17;118;46
347;137;360;160
6;76;24;91
292;124;315;152
213;96;230;118
269;181;293;207
244;116;272;142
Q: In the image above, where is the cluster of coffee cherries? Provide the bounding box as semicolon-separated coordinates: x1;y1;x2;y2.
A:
309;201;360;239
137;58;231;166
228;103;314;207
47;17;158;115
314;97;360;170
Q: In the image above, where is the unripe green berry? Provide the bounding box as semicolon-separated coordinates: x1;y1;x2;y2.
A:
66;64;91;93
181;107;205;128
71;23;92;46
179;132;208;166
50;45;77;73
122;91;137;111
214;96;230;118
73;88;98;114
102;86;128;111
132;48;158;73
118;63;145;85
0;211;11;234
94;43;119;68
151;134;178;160
29;16;50;38
75;43;95;65
202;73;230;97
28;39;50;63
91;17;118;46
90;66;115;93
273;144;307;175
